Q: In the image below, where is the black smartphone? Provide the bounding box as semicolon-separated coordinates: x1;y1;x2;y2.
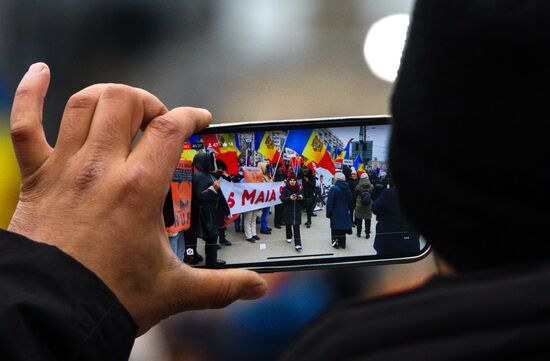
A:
164;116;430;271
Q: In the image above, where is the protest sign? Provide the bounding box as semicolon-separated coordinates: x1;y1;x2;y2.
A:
166;159;192;232
243;166;264;183
220;178;284;215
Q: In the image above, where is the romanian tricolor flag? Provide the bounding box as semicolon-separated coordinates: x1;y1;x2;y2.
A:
332;146;340;160
353;155;363;170
335;139;353;163
357;163;366;177
181;134;201;161
353;155;366;176
254;132;282;164
285;129;335;174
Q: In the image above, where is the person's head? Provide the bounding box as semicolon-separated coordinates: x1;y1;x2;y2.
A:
389;1;550;272
360;173;369;180
320;175;324;181
216;159;227;174
334;172;345;183
193;152;210;172
287;173;297;187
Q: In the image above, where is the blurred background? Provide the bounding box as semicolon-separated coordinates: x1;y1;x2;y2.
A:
0;1;437;360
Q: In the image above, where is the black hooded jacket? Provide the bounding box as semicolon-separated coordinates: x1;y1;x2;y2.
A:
281;263;550;360
191;153;219;239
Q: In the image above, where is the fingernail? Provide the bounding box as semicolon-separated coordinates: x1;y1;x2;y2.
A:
241;283;268;300
27;63;46;75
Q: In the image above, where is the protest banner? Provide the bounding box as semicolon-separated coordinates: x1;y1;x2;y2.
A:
166;159;193;233
220;178;285;216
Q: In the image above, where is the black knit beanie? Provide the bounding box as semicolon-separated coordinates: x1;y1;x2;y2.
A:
390;0;550;271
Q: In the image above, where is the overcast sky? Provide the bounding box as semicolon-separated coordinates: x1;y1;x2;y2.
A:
330;124;390;161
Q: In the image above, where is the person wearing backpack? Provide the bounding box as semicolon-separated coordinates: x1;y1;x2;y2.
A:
354;173;374;239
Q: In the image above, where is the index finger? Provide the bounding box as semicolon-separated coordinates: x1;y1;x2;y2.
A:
128;106;211;197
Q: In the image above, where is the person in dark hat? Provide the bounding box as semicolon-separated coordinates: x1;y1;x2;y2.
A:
273;163;287;229
282;0;550;359
188;152;225;268
280;173;304;251
301;168;317;228
372;176;420;255
326;172;354;249
214;159;232;247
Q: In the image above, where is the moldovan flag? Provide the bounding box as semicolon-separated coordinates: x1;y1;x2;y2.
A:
254;132;282;164
217;133;240;175
285;129;335;174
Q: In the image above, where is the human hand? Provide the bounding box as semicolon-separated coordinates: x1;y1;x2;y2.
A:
8;63;267;335
212;180;221;191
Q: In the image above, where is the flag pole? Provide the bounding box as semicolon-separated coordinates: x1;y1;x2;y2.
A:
271;131;288;179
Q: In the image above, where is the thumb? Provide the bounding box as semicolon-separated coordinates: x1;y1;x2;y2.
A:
10;62;52;178
165;266;268;312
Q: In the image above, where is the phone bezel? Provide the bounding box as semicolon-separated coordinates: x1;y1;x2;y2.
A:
188;115;431;271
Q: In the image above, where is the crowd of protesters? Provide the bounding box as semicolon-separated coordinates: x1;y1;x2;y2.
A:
167;151;421;267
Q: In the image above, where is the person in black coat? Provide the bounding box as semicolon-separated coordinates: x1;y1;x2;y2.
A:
280;173;304;251
326;172;354;249
214;159;233;247
301;168;317;228
372;177;420;256
186;152;225;268
273;164;286;229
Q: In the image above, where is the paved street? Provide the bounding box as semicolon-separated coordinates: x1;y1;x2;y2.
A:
214;207;378;265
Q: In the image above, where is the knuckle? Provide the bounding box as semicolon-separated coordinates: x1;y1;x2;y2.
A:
149;114;182;137
73;157;105;191
10;124;34;144
66;91;98;110
211;276;235;309
102;83;133;100
119;165;149;196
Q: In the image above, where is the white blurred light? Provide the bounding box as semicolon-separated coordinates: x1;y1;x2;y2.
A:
364;14;410;83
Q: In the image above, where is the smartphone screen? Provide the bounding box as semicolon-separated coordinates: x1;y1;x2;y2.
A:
166;116;429;270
